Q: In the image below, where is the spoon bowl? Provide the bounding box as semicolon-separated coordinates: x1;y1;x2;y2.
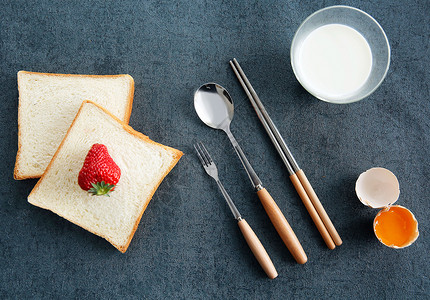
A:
194;83;234;131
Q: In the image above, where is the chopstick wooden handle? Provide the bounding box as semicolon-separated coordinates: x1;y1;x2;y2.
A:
289;174;336;249
296;169;342;246
238;218;278;279
257;188;307;264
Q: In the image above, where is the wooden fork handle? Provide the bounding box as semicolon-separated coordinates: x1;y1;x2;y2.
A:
257;188;307;264
238;218;278;279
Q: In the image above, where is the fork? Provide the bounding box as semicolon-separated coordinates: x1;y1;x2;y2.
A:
194;142;278;279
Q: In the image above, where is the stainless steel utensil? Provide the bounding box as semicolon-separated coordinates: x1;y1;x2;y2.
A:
230;58;342;248
194;83;262;189
194;84;307;264
194;142;278;279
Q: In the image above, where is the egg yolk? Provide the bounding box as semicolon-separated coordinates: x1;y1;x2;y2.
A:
374;206;418;248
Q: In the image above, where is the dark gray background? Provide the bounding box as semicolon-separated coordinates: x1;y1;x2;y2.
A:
1;0;429;299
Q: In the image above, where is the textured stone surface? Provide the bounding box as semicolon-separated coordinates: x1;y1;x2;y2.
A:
1;0;429;299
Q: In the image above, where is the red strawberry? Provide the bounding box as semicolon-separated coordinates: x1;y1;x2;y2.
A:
78;144;121;196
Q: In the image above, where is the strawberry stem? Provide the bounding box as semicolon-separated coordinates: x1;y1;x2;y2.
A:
88;181;115;196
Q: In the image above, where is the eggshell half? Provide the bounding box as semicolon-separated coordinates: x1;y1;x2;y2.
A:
355;167;400;208
373;205;419;249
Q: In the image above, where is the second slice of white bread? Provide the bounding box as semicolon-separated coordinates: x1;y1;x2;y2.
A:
14;71;135;180
28;100;183;253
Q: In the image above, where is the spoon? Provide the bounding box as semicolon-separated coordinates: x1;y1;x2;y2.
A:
194;83;307;264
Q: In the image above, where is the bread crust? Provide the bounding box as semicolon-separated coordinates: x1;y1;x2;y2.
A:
13;71;135;180
28;100;183;253
13;71;24;180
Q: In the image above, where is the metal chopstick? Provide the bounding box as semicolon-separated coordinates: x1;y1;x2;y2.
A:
229;63;295;175
230;58;300;173
230;58;342;248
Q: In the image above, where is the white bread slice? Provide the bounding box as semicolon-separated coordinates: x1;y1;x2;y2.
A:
28;100;183;253
14;71;135;180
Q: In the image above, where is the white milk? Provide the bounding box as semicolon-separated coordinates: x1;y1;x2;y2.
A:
297;24;372;102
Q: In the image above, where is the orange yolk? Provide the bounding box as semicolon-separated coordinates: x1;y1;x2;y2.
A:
374;206;418;248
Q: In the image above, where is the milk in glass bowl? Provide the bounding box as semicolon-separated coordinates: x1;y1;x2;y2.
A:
291;6;390;104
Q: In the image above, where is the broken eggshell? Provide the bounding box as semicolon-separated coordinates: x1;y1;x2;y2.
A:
355;167;400;208
373;205;419;249
355;167;419;248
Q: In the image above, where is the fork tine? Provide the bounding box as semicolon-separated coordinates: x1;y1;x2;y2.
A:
199;142;213;164
194;143;207;167
197;142;211;166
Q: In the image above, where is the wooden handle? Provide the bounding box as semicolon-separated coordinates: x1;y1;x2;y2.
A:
289;173;336;249
296;169;342;246
257;188;307;264
237;219;278;279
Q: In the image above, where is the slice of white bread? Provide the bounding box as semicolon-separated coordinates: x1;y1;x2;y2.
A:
28;100;183;253
14;71;135;180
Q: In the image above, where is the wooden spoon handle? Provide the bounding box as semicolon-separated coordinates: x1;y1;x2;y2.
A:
296;169;342;246
257;188;307;264
237;218;278;279
289;173;336;249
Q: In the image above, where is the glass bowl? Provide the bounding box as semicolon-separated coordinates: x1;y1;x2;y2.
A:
290;5;390;104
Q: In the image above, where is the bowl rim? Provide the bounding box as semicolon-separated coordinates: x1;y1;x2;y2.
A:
290;5;391;104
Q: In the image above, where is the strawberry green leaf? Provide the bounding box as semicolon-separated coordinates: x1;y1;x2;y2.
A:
88;181;115;196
